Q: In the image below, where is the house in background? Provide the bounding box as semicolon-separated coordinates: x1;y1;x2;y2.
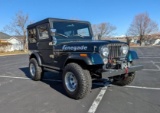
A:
7;37;24;51
0;32;24;52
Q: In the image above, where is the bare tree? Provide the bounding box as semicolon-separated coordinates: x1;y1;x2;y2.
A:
128;13;159;46
92;23;116;40
3;11;29;51
125;34;132;46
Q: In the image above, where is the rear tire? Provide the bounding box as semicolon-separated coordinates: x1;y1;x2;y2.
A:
29;58;43;81
112;61;135;86
113;72;135;86
62;63;91;99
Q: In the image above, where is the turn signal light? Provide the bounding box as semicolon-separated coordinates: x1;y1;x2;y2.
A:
80;54;88;57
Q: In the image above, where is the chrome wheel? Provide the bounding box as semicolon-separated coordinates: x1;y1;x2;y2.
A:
65;72;78;92
30;63;36;77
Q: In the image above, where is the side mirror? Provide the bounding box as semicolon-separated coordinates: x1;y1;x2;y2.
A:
50;29;56;37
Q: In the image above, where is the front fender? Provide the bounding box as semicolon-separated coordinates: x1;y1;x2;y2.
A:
66;53;104;65
127;50;139;61
29;52;42;66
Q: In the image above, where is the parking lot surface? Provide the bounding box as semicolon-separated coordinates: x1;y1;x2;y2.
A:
0;46;160;113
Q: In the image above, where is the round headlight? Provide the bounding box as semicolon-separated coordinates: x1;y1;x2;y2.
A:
120;45;129;55
100;46;109;57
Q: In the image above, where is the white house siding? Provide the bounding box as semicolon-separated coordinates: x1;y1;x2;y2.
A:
7;37;24;51
0;37;24;52
153;39;160;45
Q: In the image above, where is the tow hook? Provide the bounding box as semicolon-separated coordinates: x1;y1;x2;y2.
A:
125;67;129;74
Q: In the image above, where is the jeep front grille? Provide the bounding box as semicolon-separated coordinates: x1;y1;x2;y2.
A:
107;43;126;58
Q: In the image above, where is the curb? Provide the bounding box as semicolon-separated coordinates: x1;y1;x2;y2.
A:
131;45;160;48
0;53;28;57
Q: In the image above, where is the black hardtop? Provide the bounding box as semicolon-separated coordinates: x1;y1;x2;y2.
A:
27;18;91;29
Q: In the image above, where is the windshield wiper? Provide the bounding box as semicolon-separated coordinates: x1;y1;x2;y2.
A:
56;33;68;38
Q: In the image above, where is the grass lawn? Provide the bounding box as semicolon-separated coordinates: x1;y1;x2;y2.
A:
0;50;28;56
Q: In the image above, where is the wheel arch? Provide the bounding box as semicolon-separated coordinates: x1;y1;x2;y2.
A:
29;53;42;66
63;54;93;68
64;59;88;69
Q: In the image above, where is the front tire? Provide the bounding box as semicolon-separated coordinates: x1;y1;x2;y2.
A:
62;63;91;99
29;58;43;81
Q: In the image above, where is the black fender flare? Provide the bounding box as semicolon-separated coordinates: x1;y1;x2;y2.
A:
64;54;93;67
63;53;104;67
29;52;42;66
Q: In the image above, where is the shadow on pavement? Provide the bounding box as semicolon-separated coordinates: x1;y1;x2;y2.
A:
19;67;67;97
19;67;107;98
20;67;31;79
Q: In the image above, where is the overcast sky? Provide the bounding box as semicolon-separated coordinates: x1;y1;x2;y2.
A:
0;0;160;36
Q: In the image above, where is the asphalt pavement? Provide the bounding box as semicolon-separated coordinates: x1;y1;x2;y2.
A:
0;46;160;113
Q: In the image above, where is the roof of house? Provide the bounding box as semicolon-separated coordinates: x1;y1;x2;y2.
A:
13;36;24;41
7;37;23;44
0;32;11;39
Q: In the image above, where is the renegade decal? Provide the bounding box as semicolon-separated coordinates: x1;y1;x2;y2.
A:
62;45;87;51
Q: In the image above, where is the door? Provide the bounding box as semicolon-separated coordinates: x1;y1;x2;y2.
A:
37;23;54;66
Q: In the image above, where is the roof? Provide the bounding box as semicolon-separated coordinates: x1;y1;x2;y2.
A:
27;18;90;29
0;32;11;39
8;37;22;41
7;37;23;44
14;36;24;42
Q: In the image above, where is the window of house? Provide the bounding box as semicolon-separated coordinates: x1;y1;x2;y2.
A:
28;28;37;43
38;24;49;40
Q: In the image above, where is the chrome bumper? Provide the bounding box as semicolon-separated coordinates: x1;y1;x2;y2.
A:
102;65;143;78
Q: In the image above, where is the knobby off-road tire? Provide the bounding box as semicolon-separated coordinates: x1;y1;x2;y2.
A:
112;61;135;86
29;58;43;81
113;72;135;86
62;63;92;99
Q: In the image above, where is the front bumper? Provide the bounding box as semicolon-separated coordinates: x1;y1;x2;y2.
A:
102;65;143;78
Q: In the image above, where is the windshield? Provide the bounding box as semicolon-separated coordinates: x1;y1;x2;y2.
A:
53;21;92;39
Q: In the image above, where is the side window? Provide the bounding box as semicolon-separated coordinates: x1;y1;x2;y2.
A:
38;24;49;40
28;28;37;43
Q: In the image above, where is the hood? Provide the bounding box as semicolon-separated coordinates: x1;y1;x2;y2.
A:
55;40;126;52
